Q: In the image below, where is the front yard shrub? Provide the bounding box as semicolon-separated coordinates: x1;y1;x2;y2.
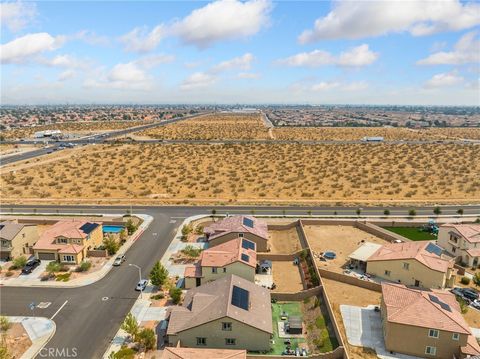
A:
121;313;138;341
76;261;92;272
151;293;165;300
104;235;120;255
180;245;202;258
55;273;71;282
169;287;182;304
11;256;27;270
0;316;11;333
473;272;480;287
461;276;471;285
108;347;135;359
149;261;169;288
125;219;137;235
195;225;204;235
137;328;156;351
46;261;61;274
5;271;13;277
456;296;469;314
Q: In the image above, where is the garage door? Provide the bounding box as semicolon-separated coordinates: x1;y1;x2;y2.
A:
37;252;56;260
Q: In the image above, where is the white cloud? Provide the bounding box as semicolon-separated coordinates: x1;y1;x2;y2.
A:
108;62;148;83
84;61;152;90
41;54;89;70
237;72;260;79
299;0;480;43
119;25;165;53
278;44;378;68
134;54;175;69
172;0;272;48
425;71;464;88
58;70;76;82
181;72;217;90
310;81;368;92
417;31;480;65
71;30;110;46
212;53;254;72
0;1;37;32
311;81;341;91
1;32;63;64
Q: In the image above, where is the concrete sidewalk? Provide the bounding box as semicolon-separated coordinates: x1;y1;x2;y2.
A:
9;316;56;359
0;214;153;288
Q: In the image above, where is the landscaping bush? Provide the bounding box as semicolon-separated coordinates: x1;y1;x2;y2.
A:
46;261;61;274
104;235;120;255
151;293;165;300
76;261;92;272
474;272;480;287
149;261;169;288
108;347;135;359
169;287;182;304
461;276;471;285
55;273;71;282
181;245;202;258
125;219;137;235
195;225;204;235
10;256;27;270
137;328;156;351
5;271;13;277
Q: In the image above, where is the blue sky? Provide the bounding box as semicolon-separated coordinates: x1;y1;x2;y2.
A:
1;0;479;105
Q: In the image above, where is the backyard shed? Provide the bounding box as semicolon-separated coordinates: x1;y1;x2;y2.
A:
348;242;382;271
286;316;302;335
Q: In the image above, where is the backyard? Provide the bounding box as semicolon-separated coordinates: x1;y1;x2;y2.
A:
268;225;303;254
271;261;304;292
383;226;437;241
270;302;307;355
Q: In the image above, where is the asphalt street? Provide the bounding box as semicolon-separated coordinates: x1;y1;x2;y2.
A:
0;204;479;359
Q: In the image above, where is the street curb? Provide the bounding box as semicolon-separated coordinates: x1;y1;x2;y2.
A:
13;316;56;359
0;214;153;289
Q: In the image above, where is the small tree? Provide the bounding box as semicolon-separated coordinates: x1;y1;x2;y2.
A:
408;209;416;217
211;209;217;220
356;208;361;216
121;313;138;342
169;287;182;304
46;261;61;274
457;208;464;216
149;261;169;288
307;210;312;216
384;209;390;216
194;225;204;235
125;219;137;235
0;316;11;334
433;206;441;215
473;272;480;287
137;328;156;351
119;229;128;243
12;256;27;269
104;235;120;255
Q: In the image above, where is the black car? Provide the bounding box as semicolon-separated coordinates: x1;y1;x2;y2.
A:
461;288;479;301
22;259;41;274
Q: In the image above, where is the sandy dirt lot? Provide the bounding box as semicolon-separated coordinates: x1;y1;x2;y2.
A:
464;307;480;327
322;278;381;359
304;225;388;272
272;261;304;292
139;113;270;140
2;121;149;139
269;226;303;254
1;142;478;205
5;322;32;359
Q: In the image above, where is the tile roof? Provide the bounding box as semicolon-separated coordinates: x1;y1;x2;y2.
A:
382;282;471;335
33;220;100;251
163;347;246;359
0;221;25;241
461;334;480;356
204;216;268;241
442;224;480;243
368;241;453;273
184;263;202;278
167;274;272;336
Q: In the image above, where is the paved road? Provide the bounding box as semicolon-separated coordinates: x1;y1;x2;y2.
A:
1;204;479;358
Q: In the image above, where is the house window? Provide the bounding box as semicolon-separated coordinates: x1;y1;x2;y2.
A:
223;268;227;273
428;329;439;338
452;333;459;341
225;338;236;346
384;270;391;276
57;238;68;244
425;346;436;356
63;255;75;262
222;322;232;331
238;233;244;238
212;267;217;273
196;337;206;346
452;247;456;253
403;263;409;270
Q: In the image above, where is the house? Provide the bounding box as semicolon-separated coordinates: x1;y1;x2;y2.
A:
33;220;103;264
366;241;456;289
437;224;480;268
167;274;272;351
204;216;269;252
0;221;39;260
162;347;246;359
184;238;256;289
381;282;480;358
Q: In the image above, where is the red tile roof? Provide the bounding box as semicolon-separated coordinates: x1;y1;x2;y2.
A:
163;347;246;359
33;220;99;252
382;282;471;335
442;224;480;243
461;334;480;356
204;216;268;241
368;241;453;273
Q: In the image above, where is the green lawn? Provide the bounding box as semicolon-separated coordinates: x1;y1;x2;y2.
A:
270;302;306;355
383;227;437;241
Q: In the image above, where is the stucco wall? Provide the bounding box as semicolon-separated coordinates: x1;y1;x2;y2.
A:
10;225;39;259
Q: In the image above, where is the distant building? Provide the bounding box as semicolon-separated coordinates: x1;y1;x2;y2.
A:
437;224;480;267
167;274;272;351
204;216;269;252
362;136;384;142
366;241;455;289
381;282;480;358
184;238;256;289
34;130;62;138
0;221;39;260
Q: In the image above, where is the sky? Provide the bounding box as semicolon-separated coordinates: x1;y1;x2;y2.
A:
0;0;479;105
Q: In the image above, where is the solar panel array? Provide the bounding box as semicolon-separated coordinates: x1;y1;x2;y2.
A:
241;253;250;262
80;222;99;234
428;294;451;312
242;217;254;228
231;285;249;311
241;239;255;251
425;243;443;257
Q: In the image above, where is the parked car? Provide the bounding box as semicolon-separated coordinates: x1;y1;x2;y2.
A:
135;279;148;291
471;300;480;310
113;255;126;266
460;288;479;301
22;258;41;274
450;287;471;304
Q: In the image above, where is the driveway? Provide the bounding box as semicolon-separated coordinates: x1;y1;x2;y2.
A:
14;260;48;282
340;305;421;359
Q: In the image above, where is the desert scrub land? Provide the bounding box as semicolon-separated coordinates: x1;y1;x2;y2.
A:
1;143;479;204
272;127;480;141
2;120;150;139
139;113;270;140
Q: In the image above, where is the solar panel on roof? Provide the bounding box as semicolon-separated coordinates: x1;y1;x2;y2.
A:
428;294;452;312
425;243;443;257
241;253;250;262
231;285;249;311
80;222;99;234
242;239;255;250
242;218;254;228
